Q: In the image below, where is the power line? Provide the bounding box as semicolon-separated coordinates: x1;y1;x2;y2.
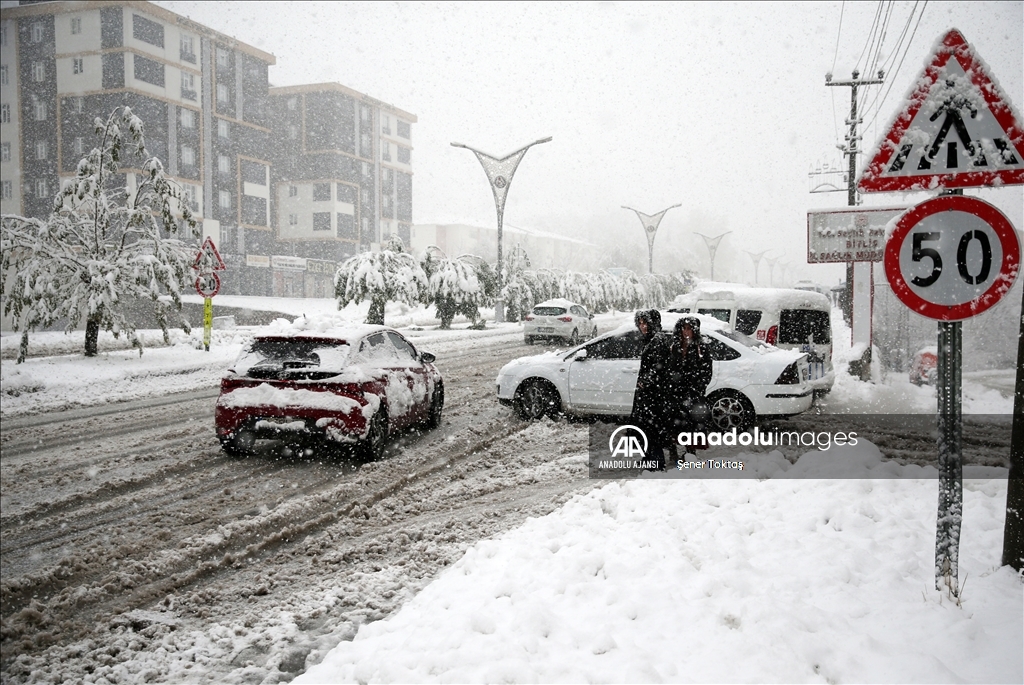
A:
854;1;885;74
862;1;929;133
860;1;920;125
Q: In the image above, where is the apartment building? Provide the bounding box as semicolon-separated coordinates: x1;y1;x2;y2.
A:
1;1;415;298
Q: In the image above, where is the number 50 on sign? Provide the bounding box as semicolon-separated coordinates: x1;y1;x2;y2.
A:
885;195;1021;321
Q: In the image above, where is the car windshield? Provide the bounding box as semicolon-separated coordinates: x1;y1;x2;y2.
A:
232;338;352;378
533;306;567;316
714;329;769;350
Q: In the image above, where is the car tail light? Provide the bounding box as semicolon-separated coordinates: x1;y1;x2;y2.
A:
766;325;778;346
558;316;572;322
524;315;534;321
775;362;800;385
221;376;247;392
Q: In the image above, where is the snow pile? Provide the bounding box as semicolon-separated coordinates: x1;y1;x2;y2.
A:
300;451;1021;684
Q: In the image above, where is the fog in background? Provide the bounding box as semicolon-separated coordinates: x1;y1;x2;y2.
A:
157;1;1023;286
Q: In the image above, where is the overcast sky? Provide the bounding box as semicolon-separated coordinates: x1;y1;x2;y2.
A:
157;1;1023;284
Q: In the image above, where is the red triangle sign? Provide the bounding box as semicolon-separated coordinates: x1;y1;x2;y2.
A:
194;237;226;271
859;29;1024;192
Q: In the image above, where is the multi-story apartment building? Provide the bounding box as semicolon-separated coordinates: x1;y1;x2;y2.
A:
1;1;415;298
268;83;415;297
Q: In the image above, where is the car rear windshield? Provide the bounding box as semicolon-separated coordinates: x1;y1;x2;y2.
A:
533;306;567;316
697;308;731;323
233;338;352;378
778;310;831;345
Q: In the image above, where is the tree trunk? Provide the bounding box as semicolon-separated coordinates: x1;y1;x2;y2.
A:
84;316;100;357
366;296;386;325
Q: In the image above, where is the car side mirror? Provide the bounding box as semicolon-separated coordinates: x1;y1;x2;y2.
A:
573;349;588;361
420;351;436;363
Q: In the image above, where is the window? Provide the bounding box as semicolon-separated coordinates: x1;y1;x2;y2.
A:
35;140;48;160
361;216;370;240
33;100;47;121
286;97;297;111
360;106;370;122
397;146;410;164
288;185;298;197
216;48;229;68
133;55;165;87
337;213;356;240
218;155;230;175
132;14;164;48
313;212;331;231
778;310;832;345
216;83;229;104
71;17;82;35
73;58;84;75
72;97;83;113
32;23;44;44
397;120;410;139
180;145;195;167
72;137;83;155
381;114;390;135
1;104;10;123
1;142;9;161
2;180;12;200
218;190;231;209
180;108;195;128
381;142;390;162
287;124;298;140
0;65;8;86
182;183;198;211
362;161;371;178
381;168;393;184
360;188;370;204
217;119;229;139
735;310;762;336
1;25;7;47
313;183;331;201
288;213;298;226
35;179;49;198
180;34;195;63
181;72;196;100
337;184;355;203
32;61;46;82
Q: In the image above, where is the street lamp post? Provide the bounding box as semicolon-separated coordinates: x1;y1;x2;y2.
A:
623;205;681;274
452;137;551;323
694;231;731;281
744;250;768;285
764;254;781;287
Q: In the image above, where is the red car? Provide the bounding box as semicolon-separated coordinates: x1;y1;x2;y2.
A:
215;326;443;459
909;345;938;386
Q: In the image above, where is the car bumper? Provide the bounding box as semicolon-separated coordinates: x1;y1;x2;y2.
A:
752;387;815;417
215;386;372;443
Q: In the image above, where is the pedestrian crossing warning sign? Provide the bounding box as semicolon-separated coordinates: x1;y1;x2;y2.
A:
858;29;1024;193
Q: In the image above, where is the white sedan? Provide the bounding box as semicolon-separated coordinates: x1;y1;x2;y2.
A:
497;313;814;430
523;298;599;346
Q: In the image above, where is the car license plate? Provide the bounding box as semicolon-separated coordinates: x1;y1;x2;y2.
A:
538;327;554;333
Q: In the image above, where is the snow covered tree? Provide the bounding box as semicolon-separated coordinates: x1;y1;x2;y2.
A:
420;250;485;329
335;235;427;325
1;107;199;362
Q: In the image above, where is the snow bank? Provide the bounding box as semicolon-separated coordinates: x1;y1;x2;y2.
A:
299;448;1021;684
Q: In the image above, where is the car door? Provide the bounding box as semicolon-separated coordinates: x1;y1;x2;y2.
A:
356;332;416;426
566;331;643;413
386;331;433;423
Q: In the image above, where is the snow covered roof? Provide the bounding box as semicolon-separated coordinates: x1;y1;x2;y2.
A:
257;315;393;341
672;284;831;310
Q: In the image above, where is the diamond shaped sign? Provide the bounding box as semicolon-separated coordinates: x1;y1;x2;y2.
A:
858;29;1024;192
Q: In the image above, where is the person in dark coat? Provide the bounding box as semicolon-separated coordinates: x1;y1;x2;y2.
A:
630;309;672;469
665;316;714;455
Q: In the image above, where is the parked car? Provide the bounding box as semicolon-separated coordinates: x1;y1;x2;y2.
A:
670;284;835;396
497;313;813;431
215;326;443;459
909;345;938;386
523;298;598;346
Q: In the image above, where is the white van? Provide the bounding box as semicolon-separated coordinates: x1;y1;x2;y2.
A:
669;283;835;395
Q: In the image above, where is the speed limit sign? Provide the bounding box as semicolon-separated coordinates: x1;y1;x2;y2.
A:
195;272;221;298
884;195;1021;321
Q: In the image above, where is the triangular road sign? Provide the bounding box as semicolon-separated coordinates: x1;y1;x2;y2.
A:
859;29;1024;192
194;237;226;271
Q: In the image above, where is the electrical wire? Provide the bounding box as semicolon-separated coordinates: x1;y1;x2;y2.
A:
860;1;920;125
862;0;928;133
854;1;885;74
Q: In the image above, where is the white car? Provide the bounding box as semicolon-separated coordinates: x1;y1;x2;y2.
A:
497;313;813;430
523;298;598;346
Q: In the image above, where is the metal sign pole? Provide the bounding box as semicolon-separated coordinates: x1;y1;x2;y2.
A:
203;297;213;352
935;319;963;592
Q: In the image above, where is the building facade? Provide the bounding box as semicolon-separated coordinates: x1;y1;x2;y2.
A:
1;1;415;298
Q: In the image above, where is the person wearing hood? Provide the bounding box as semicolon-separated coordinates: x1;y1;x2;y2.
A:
630;309;672;469
665;316;714;454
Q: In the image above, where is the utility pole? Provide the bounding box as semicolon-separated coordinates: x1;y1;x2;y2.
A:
827;69;883;380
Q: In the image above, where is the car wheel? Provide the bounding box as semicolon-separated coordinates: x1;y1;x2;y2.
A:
359;409;389;461
568;329;580;346
525;336;534;345
220;428;255;457
708;390;755;431
515;379;560;421
426;383;444;429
